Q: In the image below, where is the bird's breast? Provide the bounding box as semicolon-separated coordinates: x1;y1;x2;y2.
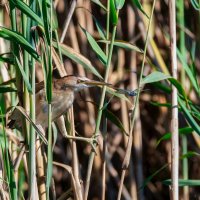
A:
36;90;74;127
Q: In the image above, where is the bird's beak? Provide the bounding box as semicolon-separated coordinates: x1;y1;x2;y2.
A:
81;79;111;87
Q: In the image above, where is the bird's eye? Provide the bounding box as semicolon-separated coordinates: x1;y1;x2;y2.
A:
77;79;83;84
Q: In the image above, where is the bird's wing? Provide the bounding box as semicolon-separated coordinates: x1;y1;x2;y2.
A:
8;80;46;129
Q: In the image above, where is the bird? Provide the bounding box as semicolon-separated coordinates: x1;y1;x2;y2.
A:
8;75;109;130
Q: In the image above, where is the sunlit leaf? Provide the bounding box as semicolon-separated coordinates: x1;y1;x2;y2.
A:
0;27;39;61
115;0;125;10
10;0;44;26
98;40;143;53
53;42;102;79
141;71;171;85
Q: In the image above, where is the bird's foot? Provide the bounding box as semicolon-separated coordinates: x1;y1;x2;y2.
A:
88;134;100;154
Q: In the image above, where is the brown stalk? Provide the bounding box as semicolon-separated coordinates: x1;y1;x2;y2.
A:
169;0;179;199
36;137;46;200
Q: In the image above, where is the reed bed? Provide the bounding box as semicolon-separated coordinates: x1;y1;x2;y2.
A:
0;0;200;200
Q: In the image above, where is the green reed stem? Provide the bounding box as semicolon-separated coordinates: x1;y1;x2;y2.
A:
177;0;189;198
84;10;119;200
28;0;38;199
117;0;156;199
46;0;53;199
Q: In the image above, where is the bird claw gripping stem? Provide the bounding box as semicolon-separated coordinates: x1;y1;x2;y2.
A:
89;134;100;154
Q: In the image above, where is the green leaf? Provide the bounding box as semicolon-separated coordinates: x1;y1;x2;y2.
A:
0;109;17;200
141;71;171;85
91;0;107;10
178;97;200;136
106;87;131;104
177;48;199;93
131;0;149;18
80;8;106;39
10;0;44;26
0;86;17;93
190;0;200;10
98;40;143;53
53;42;102;79
0;79;16;86
150;101;172;108
42;0;50;44
15;57;32;94
0;53;14;64
104;109;128;135
140;164;168;190
115;0;125;10
168;78;187;102
11;106;48;144
190;53;200;95
110;0;118;25
181;151;200;159
0;27;39;61
156;127;193;147
80;25;107;65
151;82;172;94
52;8;58;30
163;179;200;186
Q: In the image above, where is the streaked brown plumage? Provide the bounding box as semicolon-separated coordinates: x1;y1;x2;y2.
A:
8;75;109;129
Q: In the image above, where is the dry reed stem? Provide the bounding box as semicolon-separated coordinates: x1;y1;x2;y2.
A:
58;12;84;199
68;22;95;127
36;138;46;200
130;52;144;200
169;0;179;199
106;157;132;200
53;162;78;200
60;0;77;43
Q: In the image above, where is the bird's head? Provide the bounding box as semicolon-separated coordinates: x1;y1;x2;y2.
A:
54;75;110;92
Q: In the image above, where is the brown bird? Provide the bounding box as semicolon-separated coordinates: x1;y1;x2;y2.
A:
8;75;109;130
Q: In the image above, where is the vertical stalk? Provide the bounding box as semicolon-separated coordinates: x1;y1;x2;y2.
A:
29;57;36;200
21;1;35;199
28;1;38;199
46;0;53;198
84;10;119;200
101;1;110;200
177;0;188;199
169;0;179;199
117;0;156;199
46;104;52;200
